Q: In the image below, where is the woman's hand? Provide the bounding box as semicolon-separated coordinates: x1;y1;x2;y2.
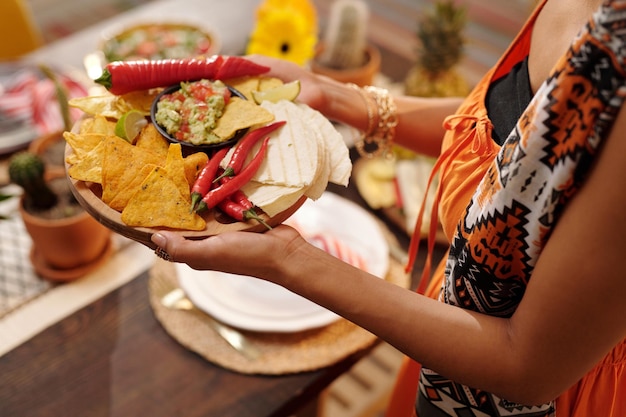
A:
151;225;309;283
245;54;333;114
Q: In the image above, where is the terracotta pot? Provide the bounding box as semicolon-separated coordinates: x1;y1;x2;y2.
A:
19;170;112;281
310;43;381;87
28;129;66;171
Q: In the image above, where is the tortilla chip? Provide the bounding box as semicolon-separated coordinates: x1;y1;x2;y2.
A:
183;151;209;186
80;114;117;135
213;97;274;140
116;90;158;115
69;90;157;119
164;143;190;200
258;77;284;92
121;166;206;230
135;123;170;157
63;131;106;157
69;94;121;118
107;163;157;211
67;140;106;183
101;136;164;209
225;77;261;100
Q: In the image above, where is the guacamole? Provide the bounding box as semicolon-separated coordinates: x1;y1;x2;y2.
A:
155;79;230;145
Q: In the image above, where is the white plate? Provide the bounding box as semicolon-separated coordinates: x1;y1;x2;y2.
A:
177;191;389;332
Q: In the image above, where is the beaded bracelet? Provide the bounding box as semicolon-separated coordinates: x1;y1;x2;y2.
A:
348;83;398;158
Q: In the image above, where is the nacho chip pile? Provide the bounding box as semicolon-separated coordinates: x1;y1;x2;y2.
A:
65;115;208;230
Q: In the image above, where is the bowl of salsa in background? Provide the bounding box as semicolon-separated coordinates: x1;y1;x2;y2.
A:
99;21;221;63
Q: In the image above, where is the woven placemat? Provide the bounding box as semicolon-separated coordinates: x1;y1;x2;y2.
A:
149;256;409;375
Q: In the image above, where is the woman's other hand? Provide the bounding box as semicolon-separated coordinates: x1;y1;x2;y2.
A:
151;225;308;284
245;54;330;113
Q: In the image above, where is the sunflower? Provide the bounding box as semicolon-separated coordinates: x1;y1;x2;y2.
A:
246;1;318;66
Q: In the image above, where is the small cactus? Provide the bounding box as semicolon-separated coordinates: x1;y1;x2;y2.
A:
9;151;58;211
318;0;370;69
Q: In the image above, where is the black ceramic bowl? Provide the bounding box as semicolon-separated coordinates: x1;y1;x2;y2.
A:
150;82;248;152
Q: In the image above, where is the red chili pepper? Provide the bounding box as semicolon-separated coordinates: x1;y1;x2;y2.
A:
217;198;272;230
213;120;285;183
189;147;229;212
95;56;270;95
197;136;270;211
230;189;254;210
214;56;269;82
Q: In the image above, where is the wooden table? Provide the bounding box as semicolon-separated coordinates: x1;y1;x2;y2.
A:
0;187;444;417
0;268;365;417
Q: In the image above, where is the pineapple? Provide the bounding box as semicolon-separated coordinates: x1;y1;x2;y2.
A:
404;0;470;98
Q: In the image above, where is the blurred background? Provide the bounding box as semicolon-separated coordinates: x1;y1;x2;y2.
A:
24;0;535;85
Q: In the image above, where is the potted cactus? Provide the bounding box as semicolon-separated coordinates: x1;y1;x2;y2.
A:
7;151;111;281
310;0;380;86
2;64;111;282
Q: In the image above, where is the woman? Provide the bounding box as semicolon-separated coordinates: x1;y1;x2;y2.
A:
152;0;626;415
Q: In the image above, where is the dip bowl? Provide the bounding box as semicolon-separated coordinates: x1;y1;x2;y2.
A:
150;82;249;152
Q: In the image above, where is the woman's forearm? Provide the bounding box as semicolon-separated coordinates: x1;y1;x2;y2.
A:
273;240;591;406
275;242;519;398
316;75;464;157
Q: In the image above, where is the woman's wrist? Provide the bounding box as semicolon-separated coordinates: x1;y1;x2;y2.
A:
347;83;398;158
317;78;398;158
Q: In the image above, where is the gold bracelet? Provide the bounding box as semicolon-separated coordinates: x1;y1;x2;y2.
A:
348;84;398;158
348;83;376;136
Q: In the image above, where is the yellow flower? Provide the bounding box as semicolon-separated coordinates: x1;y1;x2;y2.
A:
246;0;318;66
257;0;317;33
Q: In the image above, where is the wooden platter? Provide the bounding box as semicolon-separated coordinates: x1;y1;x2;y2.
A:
68;174;305;249
64;128;305;250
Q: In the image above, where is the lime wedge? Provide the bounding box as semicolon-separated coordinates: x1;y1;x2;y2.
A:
251;80;301;104
115;110;148;142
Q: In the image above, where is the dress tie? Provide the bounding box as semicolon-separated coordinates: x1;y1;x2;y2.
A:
406;113;496;295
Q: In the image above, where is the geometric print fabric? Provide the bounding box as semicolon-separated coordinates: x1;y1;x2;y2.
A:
418;1;626;415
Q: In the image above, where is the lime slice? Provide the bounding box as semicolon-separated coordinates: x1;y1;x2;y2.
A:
115;110;148;142
251;80;301;104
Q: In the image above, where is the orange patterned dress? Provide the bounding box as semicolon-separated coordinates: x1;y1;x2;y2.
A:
389;1;626;416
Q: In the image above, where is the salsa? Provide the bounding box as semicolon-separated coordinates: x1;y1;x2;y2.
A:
102;23;214;62
154;79;231;145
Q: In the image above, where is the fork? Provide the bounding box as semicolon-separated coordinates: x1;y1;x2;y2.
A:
153;278;261;361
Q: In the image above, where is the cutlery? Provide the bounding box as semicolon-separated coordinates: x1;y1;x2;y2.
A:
154;279;261;360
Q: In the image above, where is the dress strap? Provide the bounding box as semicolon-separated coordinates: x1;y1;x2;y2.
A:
405;113;497;294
